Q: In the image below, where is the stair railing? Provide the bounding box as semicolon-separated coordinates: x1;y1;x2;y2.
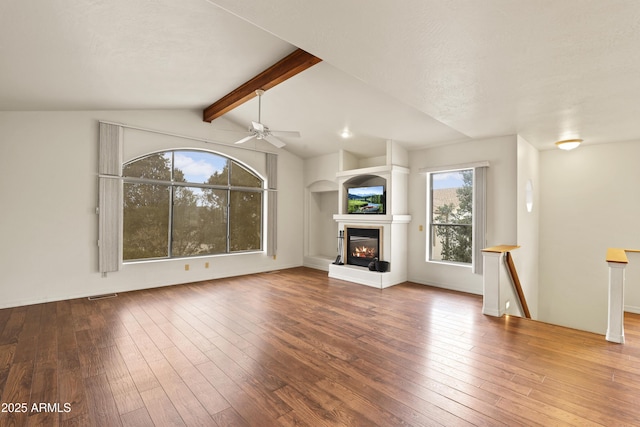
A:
481;245;530;318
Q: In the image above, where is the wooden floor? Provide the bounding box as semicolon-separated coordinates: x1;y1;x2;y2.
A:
2;267;640;426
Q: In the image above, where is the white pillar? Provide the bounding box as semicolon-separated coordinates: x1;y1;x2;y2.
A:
606;262;627;343
482;251;502;317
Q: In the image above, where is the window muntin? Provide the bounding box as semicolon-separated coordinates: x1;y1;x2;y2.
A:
429;169;473;264
123;150;263;261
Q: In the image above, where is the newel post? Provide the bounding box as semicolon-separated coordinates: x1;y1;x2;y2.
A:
606;253;627;343
604;248;640;343
482;251;502;316
482;245;520;317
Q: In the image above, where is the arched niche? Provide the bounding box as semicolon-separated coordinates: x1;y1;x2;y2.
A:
344;174;386;188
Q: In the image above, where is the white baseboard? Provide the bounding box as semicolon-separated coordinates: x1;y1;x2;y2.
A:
625;305;640;314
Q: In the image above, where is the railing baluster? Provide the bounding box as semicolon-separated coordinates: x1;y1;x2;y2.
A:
504;252;531;319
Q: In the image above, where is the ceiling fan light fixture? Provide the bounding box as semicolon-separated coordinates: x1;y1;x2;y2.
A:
555;139;582;151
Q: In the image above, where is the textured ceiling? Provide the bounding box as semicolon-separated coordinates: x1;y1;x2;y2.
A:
2;0;640;158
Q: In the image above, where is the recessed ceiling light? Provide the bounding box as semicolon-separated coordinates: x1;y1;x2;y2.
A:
340;129;352;139
555;139;582;151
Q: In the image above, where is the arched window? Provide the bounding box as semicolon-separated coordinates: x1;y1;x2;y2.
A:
122;150;263;261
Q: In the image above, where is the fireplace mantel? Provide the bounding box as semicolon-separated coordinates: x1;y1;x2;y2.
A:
333;214;411;224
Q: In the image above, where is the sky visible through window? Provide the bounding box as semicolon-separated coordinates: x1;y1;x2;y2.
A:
432;171;466;190
174;151;227;183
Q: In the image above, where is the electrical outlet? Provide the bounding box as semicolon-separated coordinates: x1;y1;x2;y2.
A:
419;225;423;231
205;262;209;269
185;264;189;271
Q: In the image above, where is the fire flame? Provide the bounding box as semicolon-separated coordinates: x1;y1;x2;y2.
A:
352;246;376;258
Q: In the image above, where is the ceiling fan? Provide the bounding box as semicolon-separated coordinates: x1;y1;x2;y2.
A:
233;89;301;148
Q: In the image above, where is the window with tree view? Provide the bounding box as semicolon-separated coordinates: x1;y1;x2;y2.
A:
429;169;473;264
122;150;263;261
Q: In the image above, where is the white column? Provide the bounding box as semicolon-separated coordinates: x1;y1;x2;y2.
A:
482;251;502;317
606;262;627;343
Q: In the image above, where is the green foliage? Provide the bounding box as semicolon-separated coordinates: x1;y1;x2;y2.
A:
123;183;170;260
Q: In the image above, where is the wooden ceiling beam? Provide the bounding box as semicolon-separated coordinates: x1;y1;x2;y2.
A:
203;48;322;123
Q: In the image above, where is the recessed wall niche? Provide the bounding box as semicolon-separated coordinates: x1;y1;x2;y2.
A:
343;174;387;215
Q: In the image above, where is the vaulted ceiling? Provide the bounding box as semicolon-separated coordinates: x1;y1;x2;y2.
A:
2;0;640;158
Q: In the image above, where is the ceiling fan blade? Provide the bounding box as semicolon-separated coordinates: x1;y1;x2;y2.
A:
270;130;301;138
235;134;257;145
264;135;286;148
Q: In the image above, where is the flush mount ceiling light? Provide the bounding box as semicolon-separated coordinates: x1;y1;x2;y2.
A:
340;129;352;139
555;139;583;151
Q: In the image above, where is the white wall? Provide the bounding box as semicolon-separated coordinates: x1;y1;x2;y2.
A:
539;140;640;334
304;152;340;188
515;135;540;318
407;135;518;294
0;110;304;309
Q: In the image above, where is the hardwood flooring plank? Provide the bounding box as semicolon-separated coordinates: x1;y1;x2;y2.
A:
139;386;186;427
196;360;281;426
0;344;16;393
4;267;640;425
84;373;122;427
120;407;155;427
0;361;34;427
57;368;88;423
0;308;26;346
205;346;292;419
161;345;230;416
101;345;146;415
212;407;250;427
147;355;217;426
27;360;58;427
113;334;161;393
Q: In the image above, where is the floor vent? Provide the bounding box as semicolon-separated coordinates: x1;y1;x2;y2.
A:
88;293;118;301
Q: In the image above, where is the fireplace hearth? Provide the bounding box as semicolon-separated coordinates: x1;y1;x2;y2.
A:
346;227;380;267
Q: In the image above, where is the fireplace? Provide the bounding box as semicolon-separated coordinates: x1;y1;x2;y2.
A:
346;227;381;267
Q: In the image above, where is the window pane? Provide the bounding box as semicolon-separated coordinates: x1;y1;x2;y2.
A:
430;169;473;263
172;187;228;257
230;161;261;188
431;224;472;263
229;190;261;251
123;153;171;181
173;151;228;185
123;183;170;260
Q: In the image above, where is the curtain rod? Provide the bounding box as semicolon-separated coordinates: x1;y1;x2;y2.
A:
418;161;489;174
98;120;279;156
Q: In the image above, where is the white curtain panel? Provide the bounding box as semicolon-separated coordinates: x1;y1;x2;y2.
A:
266;153;277;257
472;166;487;275
98;122;122;273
